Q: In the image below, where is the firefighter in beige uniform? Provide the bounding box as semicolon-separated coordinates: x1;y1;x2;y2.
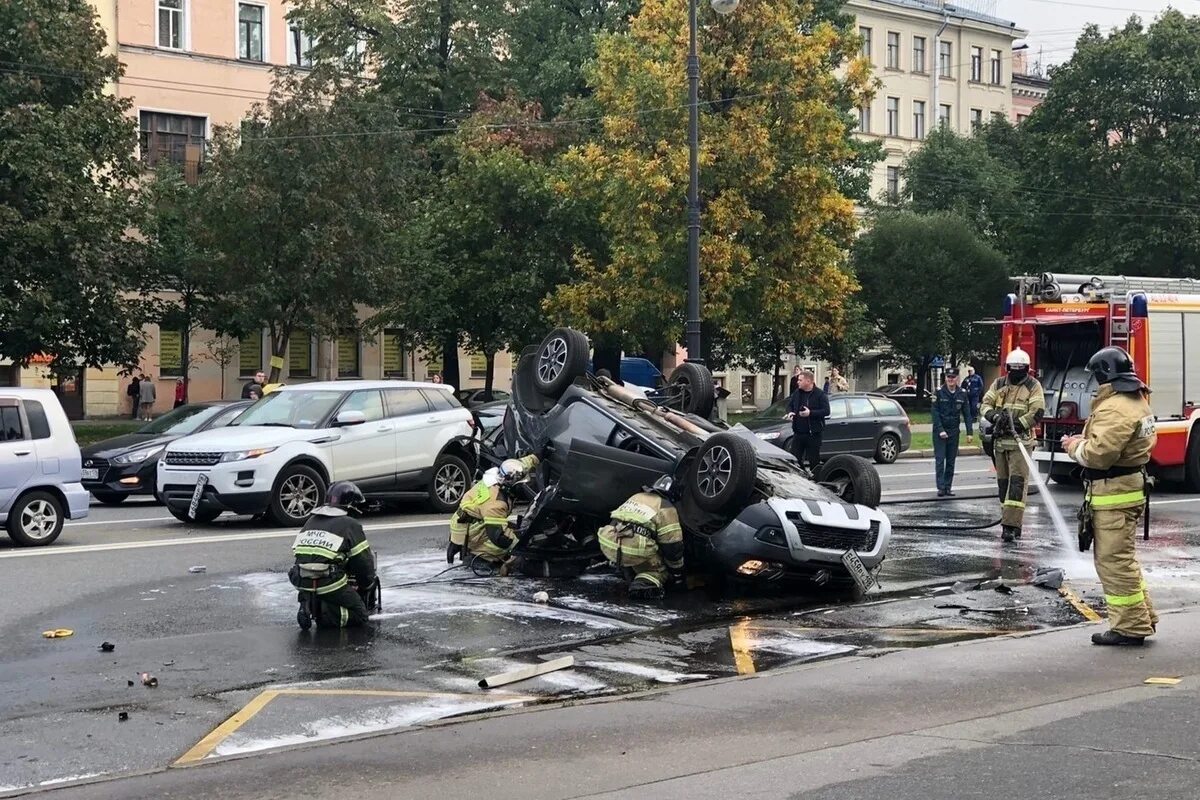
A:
447;456;539;568
598;476;685;599
980;348;1046;542
1063;347;1158;646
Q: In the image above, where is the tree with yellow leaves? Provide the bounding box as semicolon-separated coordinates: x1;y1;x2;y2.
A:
549;0;876;361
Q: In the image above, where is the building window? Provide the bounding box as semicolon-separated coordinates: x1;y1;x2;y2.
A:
469;354;487;380
741;376;756;406
970;108;983;130
157;0;185;49
344;37;367;73
913;100;926;139
938;103;951;129
337;333;360;378
289;22;314;67
288;331;312;378
970;46;982;81
912;35;926;72
859;26;872;60
990;48;1002;84
239;330;262;377
991;111;1006;122
886;31;900;69
238;3;265;62
382;329;409;378
886;96;899;136
159;329;184;377
138;111;205;169
939;41;952;77
886;166;900;202
857;105;871;133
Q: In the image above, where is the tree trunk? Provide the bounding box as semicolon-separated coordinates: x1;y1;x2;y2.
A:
772;353;784;400
483;352;496;401
180;325;191;404
440;333;460;389
269;324;289;384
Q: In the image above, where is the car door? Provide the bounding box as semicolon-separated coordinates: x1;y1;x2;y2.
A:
0;398;36;511
820;399;851;454
383;388;437;488
329;390;396;491
844;396;882;456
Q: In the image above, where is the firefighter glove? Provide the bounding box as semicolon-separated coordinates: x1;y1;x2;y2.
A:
446;541;463;564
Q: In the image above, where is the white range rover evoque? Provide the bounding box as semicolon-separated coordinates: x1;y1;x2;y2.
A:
157;381;477;525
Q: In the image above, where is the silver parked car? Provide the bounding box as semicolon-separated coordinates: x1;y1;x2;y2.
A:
0;388;90;546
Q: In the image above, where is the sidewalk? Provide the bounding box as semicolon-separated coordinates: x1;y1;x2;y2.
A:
49;608;1200;800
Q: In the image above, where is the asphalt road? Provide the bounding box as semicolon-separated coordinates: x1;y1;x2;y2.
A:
2;456;1198;795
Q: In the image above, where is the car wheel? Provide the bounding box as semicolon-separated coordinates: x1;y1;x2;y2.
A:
429;453;471;513
666;362;716;418
874;433;901;464
6;491;65;547
687;432;757;513
1185;434;1200;493
92;491;127;506
818;455;882;508
168;506;222;524
268;465;326;526
533;327;590;399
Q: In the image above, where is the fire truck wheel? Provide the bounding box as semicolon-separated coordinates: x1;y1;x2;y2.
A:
1185;434;1200;493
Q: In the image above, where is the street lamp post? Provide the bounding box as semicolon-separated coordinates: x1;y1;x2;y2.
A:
685;0;738;364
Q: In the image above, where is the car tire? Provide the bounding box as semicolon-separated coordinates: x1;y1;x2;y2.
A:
1185;433;1200;493
168;506;222;524
268;464;326;526
818;455;882;508
874;433;901;464
92;491;127;506
667;363;716;418
533;327;590;400
6;491;65;547
687;432;757;513
429;453;471;513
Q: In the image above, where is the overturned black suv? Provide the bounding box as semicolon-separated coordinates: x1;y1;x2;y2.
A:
494;328;893;590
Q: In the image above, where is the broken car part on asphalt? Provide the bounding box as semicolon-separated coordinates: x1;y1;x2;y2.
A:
479;656;575;689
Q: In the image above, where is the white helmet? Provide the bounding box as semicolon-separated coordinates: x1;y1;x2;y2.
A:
1005;348;1031;367
498;458;531;486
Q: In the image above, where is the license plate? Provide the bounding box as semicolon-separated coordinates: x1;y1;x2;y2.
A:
841;549;877;593
187;474;209;520
81;468;99;481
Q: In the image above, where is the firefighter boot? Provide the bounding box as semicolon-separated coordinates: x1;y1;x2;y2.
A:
1001;525;1018;543
1091;629;1145;647
297;605;312;631
628;575;664;600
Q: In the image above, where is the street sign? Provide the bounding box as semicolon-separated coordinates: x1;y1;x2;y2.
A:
930;356;945;368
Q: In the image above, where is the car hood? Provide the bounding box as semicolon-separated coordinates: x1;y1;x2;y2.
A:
738;416;785;432
166;426;326;451
82;433;167;459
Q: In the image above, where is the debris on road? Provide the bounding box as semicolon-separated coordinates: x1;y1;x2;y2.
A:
993;584;1014;595
1030;567;1065;590
118;712;129;722
479;655;575;689
188;566;207;574
41;629;74;639
99;642;116;652
127;680;134;687
935;603;1030;615
1145;677;1182;686
951;580;979;594
532;591;550;604
140;673;158;688
162;660;175;667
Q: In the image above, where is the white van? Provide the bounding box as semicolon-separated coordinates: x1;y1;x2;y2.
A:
0;388;90;546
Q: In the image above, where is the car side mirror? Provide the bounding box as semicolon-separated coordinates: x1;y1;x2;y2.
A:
334;410;367;427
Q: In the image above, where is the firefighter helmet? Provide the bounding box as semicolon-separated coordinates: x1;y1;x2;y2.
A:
1005;348;1031;367
498;458;533;486
1086;347;1146;392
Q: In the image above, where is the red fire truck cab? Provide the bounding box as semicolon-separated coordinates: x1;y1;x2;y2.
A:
996;273;1200;490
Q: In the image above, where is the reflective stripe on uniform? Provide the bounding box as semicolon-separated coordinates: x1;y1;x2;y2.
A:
598;530;658;557
1106;588;1146;607
340;606;349;627
1090;490;1146;508
294;546;343;561
482;516;509;526
348;540;370;557
316;576;349;594
1003;499;1026;508
657;523;683;536
634;572;663;588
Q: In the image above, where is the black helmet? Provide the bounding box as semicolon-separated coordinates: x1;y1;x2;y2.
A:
325;481;366;513
1086;347;1145;392
646;475;677;500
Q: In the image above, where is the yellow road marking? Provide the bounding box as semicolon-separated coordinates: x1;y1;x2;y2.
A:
1145;677;1182;686
173;689;534;766
1059;584;1103;622
729;619;756;675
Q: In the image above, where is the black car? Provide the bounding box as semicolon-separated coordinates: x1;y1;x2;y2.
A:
498;328;894;589
80;400;251;504
457;388;511;409
738;394;911;464
874;384;932;411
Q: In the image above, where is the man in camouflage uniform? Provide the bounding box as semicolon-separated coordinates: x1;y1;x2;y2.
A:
447;455;539;568
598;476;685;599
1063;346;1158;646
981;348;1046;542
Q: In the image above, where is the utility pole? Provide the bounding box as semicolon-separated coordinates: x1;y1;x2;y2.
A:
932;0;949;132
685;0;702;363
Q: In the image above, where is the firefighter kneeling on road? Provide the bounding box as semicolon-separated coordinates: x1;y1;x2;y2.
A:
1062;346;1159;647
289;482;378;630
598;476;685;600
981;348;1046;542
447;455;539;570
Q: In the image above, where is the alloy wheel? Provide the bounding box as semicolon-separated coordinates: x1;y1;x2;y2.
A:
280;474;320;519
20;500;59;541
537;337;568;385
879;436;899;462
696;445;733;498
435;463;468;504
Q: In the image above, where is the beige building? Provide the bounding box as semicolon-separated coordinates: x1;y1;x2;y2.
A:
849;0;1026;202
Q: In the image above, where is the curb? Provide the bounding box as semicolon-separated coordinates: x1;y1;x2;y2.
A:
900;446;984;459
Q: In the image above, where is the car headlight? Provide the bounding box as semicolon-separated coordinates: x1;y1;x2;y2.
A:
755;431;780;441
112;445;165;465
219;447;278;463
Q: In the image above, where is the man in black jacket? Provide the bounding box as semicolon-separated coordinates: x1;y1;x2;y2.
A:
786;370;831;472
289;482;378;630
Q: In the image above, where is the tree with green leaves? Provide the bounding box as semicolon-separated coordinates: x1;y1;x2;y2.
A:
853;212;1010;388
196;73;418;383
0;0;148;369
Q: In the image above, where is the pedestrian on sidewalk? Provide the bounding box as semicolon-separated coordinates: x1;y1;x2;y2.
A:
138;373;157;421
1062;346;1158;646
173;378;186;409
832;367;849;393
785;370;830;473
931;367;973;497
790;365;802;395
242;370;266;400
126;375;141;420
963;365;984;421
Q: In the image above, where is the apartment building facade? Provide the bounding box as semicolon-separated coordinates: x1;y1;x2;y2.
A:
1010;47;1050;124
847;0;1026;203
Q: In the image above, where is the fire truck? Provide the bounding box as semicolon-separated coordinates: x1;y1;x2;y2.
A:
993;273;1200;490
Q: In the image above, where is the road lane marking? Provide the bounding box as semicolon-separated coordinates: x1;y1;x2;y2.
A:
883;469;993;479
174;688;534;766
0;519;448;559
1058;584;1103;622
67;516;176;527
728;619;757;675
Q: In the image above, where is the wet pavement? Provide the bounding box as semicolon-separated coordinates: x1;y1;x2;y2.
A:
2;456;1198;795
